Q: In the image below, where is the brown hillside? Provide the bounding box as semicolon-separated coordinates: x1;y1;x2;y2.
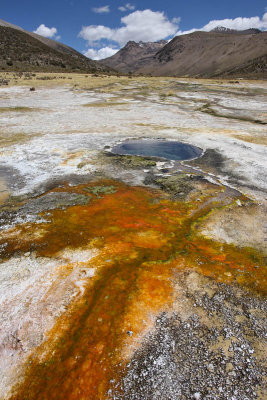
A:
99;40;167;73
138;30;267;78
0;25;114;73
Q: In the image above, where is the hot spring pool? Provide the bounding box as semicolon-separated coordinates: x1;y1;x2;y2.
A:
111;140;202;161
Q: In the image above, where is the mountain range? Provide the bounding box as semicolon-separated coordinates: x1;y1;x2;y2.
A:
99;40;168;73
0;17;266;78
102;28;267;79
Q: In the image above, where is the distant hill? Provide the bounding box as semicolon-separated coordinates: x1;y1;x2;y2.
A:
99;40;167;73
0;18;24;31
0;19;114;73
101;29;267;79
0;18;87;59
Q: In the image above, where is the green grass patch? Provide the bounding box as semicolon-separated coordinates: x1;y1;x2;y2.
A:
83;102;128;108
0;132;39;147
0;106;38;112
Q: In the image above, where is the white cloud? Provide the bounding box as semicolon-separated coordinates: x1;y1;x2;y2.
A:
92;5;110;14
33;24;58;38
80;9;267;60
80;25;113;44
118;3;135;12
83;46;119;60
172;17;181;24
202;13;267;31
176;12;267;35
126;3;135;10
79;9;178;46
175;28;198;36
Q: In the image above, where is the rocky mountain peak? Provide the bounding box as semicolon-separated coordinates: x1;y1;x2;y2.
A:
211;26;262;34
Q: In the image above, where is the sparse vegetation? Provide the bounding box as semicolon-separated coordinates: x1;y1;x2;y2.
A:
197;102;266;124
0;25;114;74
0;106;38;112
83;101;127;107
103;153;157;168
151;174;194;198
0;132;39;147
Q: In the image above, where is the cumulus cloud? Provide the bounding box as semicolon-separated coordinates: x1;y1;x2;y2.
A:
203;13;267;31
118;3;135;12
176;13;267;35
80;25;113;43
79;9;178;46
92;5;110;14
33;24;58;38
84;46;119;60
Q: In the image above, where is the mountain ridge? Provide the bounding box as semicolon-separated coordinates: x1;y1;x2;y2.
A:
0;18;115;73
211;26;262;34
101;28;267;78
99;40;167;73
0;18;83;58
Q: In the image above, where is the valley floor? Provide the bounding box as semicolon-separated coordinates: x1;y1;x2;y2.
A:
0;72;266;399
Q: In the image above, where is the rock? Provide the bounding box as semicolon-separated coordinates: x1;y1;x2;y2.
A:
226;362;234;372
207;363;214;372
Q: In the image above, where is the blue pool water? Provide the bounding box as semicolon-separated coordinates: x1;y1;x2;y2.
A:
112;140;202;161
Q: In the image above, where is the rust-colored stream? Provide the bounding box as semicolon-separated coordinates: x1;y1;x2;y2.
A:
1;179;265;400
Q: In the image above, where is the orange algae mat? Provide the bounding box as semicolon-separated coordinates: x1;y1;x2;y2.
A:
2;179;265;400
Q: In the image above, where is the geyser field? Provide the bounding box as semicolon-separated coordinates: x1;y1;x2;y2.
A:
0;72;266;400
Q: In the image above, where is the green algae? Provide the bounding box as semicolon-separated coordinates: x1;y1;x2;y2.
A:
153;174;194;198
106;153;157;169
86;185;117;198
3;179;266;400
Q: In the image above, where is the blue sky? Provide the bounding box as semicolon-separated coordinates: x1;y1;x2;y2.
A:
1;1;267;59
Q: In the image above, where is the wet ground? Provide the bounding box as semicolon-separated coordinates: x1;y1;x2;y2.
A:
0;73;266;399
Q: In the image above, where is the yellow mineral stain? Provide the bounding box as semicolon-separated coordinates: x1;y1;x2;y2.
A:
61;151;86;166
0;178;9;206
1;179;264;400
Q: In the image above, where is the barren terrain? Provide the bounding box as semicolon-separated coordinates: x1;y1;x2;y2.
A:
0;72;266;400
101;31;267;79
